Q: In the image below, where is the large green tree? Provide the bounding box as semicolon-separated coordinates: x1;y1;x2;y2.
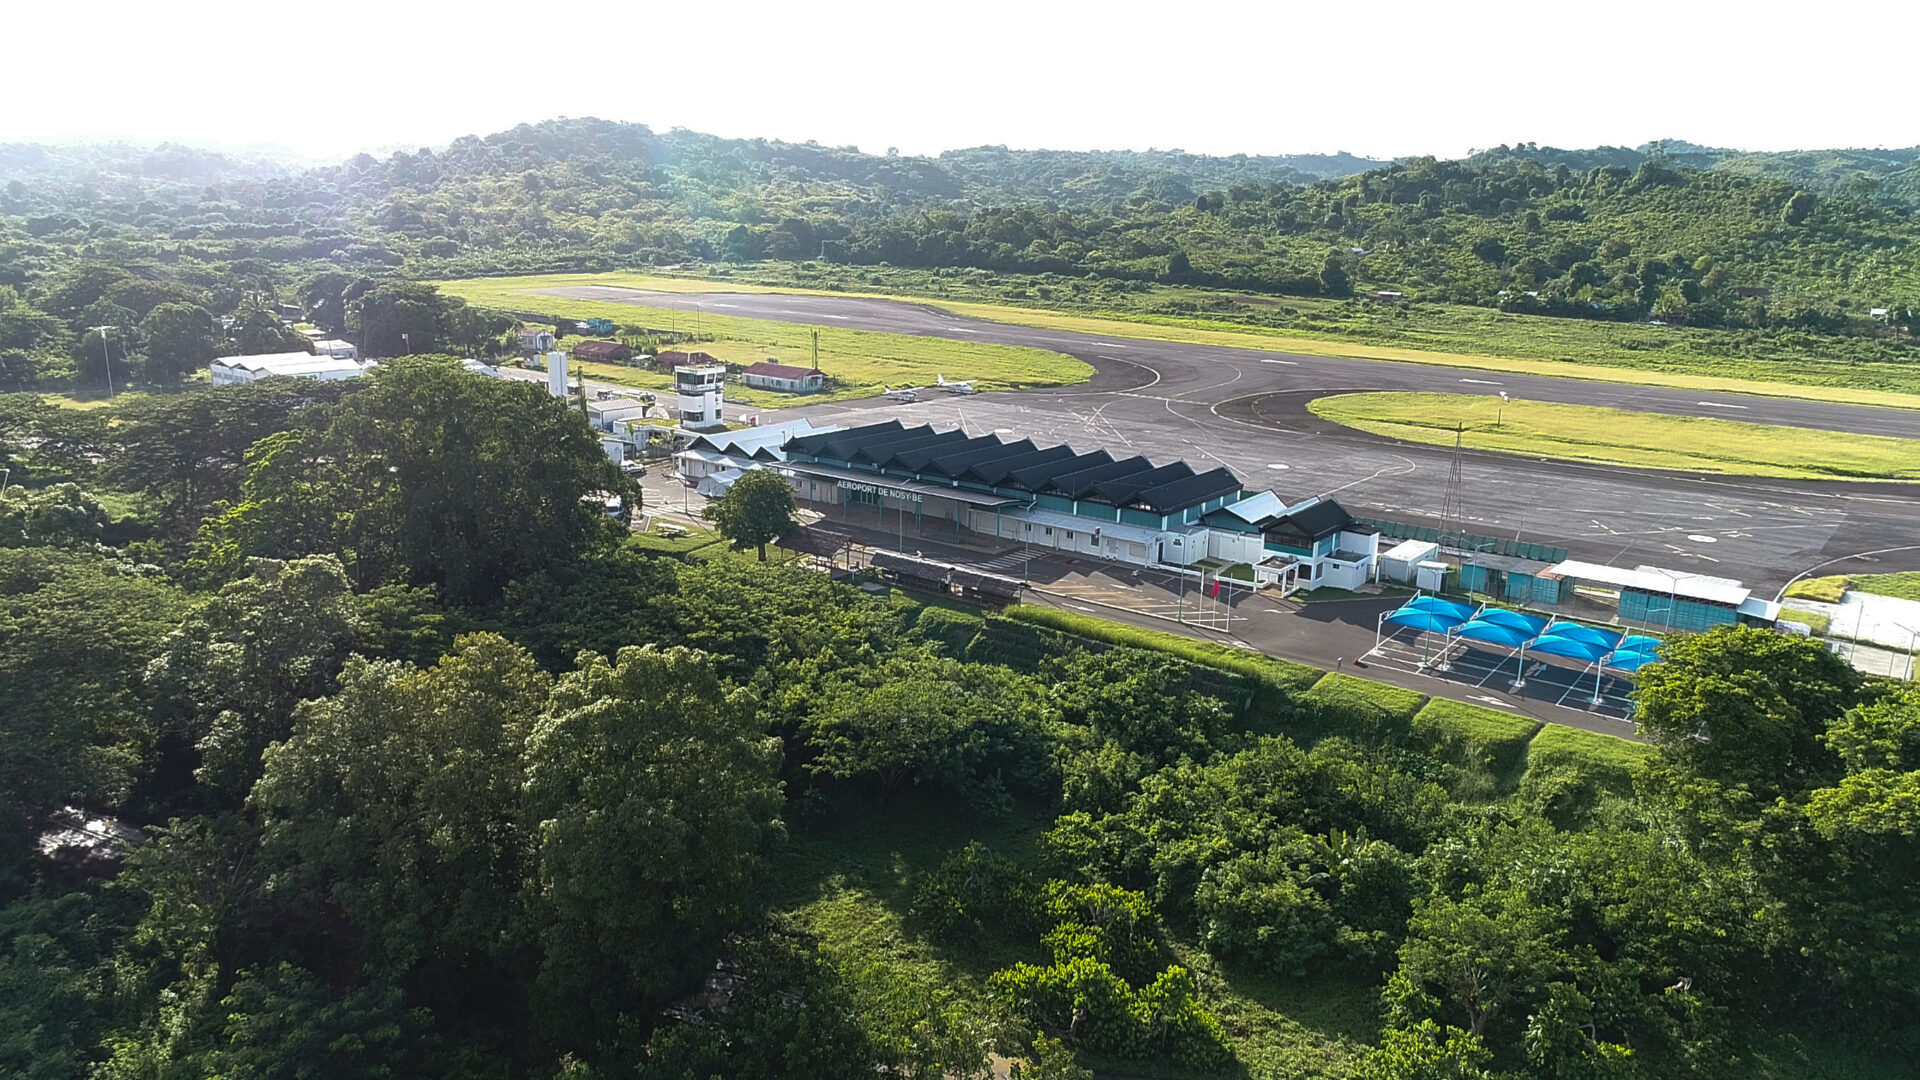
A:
523;644;783;1053
195;357;625;604
253;635;549;1002
137;302;222;384
701;468;798;561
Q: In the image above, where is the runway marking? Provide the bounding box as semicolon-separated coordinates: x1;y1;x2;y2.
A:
1092;341;1129;348
1459;378;1504;385
815;313;849;319
944;326;980;333
709;302;738;309
1687;534;1718;543
1261;358;1298;365
1695;401;1749;409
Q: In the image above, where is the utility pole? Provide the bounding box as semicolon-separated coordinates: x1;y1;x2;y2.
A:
811;328;820;372
88;326;119;397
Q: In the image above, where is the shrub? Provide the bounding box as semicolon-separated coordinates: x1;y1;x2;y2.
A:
914;604;985;655
1300;673;1428;740
1412;699;1540;788
1001;607;1321;690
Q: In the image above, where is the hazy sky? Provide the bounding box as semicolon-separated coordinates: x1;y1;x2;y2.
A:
8;0;1918;164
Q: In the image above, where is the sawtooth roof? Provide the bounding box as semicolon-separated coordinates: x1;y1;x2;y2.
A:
783;421;1242;516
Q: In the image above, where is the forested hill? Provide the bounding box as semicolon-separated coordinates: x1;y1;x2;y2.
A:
6;117;1920;374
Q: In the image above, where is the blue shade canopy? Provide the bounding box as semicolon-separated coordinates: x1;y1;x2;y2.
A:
1606;649;1660;672
1475;608;1551;637
1617;635;1662;654
1386;609;1468;634
1543;621;1623;651
1452;619;1537;649
1528;633;1613;664
1402;596;1478;622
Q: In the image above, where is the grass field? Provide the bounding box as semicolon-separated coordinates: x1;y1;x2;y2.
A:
437;274;1092;405
1779;608;1834;635
459;267;1920;410
1789;571;1920;605
1308;391;1920;480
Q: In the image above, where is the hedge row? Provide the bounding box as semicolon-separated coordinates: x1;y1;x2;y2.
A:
1411;699;1542;785
999;606;1322;691
1526;724;1654;795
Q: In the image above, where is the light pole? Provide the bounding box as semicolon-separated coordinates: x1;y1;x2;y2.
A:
401;332;412;355
88;325;118;397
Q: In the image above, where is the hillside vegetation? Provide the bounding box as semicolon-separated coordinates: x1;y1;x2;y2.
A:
8;120;1920;396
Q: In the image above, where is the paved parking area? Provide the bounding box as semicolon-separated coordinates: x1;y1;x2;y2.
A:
1364;627;1637;724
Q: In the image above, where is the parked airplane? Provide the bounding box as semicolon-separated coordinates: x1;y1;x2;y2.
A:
936;373;976;394
883;385;920;402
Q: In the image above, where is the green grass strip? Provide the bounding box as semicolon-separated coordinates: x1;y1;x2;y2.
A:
1309;391;1920;481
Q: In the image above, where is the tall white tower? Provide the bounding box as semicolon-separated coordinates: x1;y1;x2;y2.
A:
546;351;569;398
675;364;726;430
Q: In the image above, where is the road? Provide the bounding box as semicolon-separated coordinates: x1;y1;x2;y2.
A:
540;286;1920;591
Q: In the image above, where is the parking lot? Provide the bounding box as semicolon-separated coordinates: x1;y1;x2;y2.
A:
1364;626;1638;724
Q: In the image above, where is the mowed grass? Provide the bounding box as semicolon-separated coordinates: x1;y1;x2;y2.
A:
457;268;1920;410
436;274;1092;404
1855;571;1920;602
1308;391;1920;480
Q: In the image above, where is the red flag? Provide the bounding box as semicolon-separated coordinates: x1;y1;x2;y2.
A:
1209;579;1221;598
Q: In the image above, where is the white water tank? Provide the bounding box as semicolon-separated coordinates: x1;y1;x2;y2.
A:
546;351;569;397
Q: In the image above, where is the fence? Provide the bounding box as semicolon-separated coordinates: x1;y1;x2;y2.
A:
1356;518;1568;564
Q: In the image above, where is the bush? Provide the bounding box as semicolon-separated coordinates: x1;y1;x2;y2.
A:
913;604;985;655
1527;725;1652;784
1300;673;1428;740
1001;606;1321;690
1411;699;1540;788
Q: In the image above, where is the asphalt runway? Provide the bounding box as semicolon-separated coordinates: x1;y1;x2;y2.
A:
543;286;1920;591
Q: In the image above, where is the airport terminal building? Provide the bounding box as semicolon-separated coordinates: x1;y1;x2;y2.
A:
775;420;1380;586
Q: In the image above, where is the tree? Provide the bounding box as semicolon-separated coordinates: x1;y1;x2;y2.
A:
702;468;797;561
0;548;187;849
106;377;357;540
1634;626;1860;793
1470;236;1507;265
1782;190;1815;226
523;644;784;1049
252;635;549;994
0;483;107;548
804;655;1052;808
145;555;362;804
1355;1020;1493;1080
1320;254;1353;297
228;306;311;356
1394;887;1565;1039
138;301;221;383
195;358;626;605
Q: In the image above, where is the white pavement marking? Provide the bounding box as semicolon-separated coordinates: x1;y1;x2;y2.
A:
1695;401;1749;409
945;326;980;333
1458;378;1504;385
1686;534;1718;543
816;313;849;319
1261;358;1298;365
709;302;738;309
1267;463;1290;470
1092;341;1128;348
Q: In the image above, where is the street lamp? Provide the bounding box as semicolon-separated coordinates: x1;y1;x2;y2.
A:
400;332;412;355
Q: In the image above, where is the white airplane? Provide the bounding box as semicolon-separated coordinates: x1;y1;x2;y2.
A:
883;385;920;403
936;373;976;395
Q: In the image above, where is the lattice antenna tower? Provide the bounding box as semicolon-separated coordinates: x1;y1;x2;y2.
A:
1438;423;1466;554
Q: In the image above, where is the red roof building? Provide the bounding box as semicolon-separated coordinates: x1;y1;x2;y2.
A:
741;361;826;393
573;340;635;364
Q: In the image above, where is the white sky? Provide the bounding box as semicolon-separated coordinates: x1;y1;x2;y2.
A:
5;0;1918;164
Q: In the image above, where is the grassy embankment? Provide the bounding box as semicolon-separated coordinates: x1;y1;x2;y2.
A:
1787;572;1920;604
435;275;1092;408
1307;391;1920;481
451;268;1920;409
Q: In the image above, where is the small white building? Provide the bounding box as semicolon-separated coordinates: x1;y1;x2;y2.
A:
460;358;503;378
1197;493;1381;595
1378;539;1440;586
210;352;371;385
741;361;825;393
675;364;727;430
311;338;360;360
587;397;653;432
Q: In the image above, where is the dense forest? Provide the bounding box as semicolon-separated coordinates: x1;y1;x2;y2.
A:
6;120;1920;393
5;359;1920;1078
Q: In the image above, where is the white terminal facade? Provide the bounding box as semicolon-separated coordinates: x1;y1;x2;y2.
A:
766;420;1379;593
